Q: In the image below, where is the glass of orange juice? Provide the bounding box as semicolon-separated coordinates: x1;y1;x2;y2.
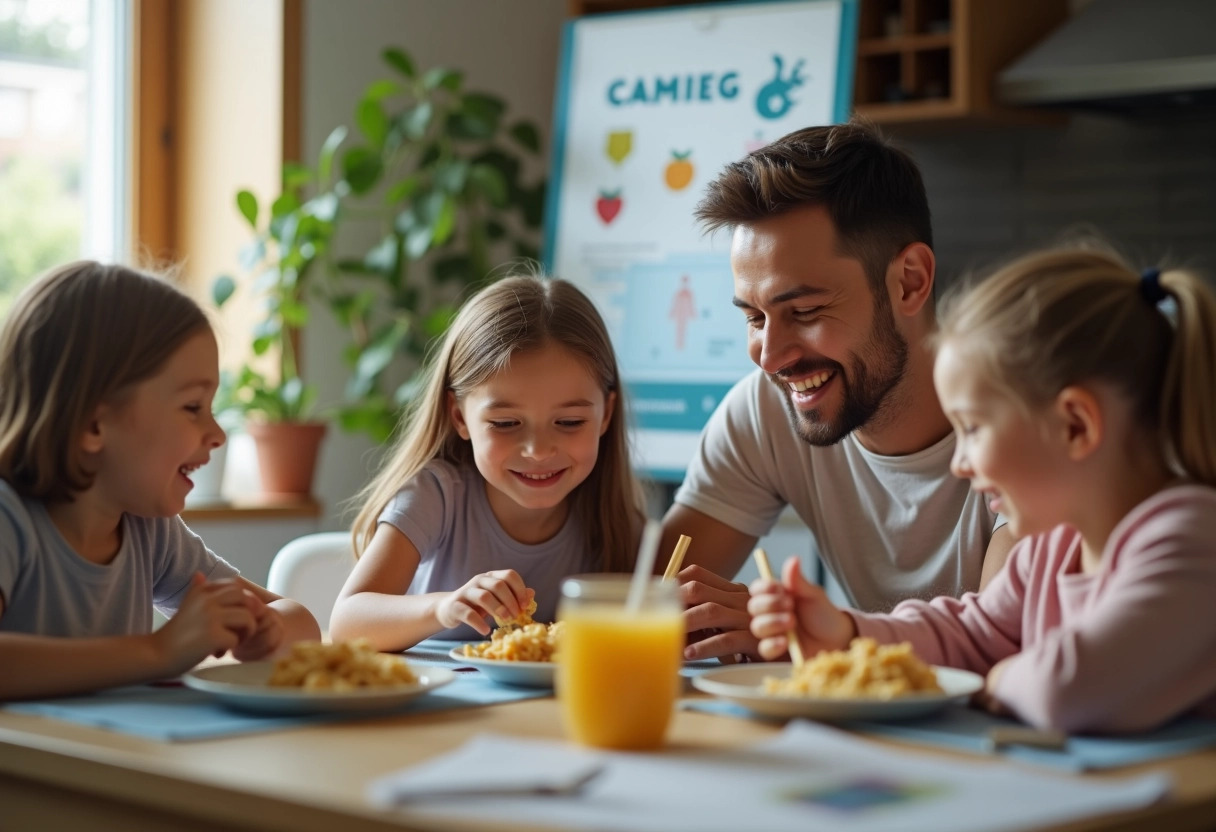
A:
556;574;683;750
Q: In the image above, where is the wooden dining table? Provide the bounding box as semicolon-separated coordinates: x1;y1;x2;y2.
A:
2;686;1215;832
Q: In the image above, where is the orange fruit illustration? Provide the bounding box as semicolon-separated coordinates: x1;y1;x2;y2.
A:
664;151;694;191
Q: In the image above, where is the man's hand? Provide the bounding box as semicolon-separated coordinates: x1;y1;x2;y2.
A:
677;565;760;661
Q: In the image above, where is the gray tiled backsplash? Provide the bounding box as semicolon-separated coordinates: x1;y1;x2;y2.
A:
898;110;1216;292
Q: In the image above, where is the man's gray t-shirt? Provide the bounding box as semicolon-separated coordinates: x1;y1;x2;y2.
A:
0;481;239;637
378;459;599;640
675;369;1002;612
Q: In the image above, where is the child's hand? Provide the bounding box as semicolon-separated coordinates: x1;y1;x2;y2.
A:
154;573;260;673
436;570;532;636
230;592;287;662
748;557;855;661
975;656;1014;716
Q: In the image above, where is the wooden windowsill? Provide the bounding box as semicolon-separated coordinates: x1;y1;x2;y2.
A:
180;496;322;522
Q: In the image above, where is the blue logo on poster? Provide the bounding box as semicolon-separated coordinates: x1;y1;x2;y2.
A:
755;55;806;119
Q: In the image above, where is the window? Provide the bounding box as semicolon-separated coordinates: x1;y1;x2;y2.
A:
0;0;131;317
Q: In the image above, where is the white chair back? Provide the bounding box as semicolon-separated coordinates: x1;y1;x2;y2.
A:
266;531;355;629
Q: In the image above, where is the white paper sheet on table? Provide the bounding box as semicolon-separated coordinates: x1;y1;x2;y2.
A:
366;720;1170;832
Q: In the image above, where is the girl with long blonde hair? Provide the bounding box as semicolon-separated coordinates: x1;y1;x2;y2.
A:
332;275;644;649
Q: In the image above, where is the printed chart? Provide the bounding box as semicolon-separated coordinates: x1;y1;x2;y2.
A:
545;0;857;479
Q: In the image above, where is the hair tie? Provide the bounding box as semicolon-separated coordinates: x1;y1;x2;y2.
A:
1140;268;1167;305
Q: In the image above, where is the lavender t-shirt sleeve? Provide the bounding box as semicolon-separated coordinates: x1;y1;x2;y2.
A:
378;465;451;554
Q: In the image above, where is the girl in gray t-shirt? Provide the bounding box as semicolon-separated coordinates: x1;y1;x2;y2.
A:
0;262;320;701
334;275;645;649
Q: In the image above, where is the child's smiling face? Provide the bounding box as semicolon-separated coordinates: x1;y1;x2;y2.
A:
450;342;613;531
91;330;226;517
933;339;1070;539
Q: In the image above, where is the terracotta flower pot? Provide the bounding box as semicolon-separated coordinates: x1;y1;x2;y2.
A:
246;421;327;496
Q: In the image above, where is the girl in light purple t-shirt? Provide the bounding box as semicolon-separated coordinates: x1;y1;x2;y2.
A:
332;275;645;650
750;247;1216;734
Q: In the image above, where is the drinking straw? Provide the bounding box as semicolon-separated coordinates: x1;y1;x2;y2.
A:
661;534;692;581
625;519;662;613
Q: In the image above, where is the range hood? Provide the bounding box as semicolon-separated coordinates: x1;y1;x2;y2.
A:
999;0;1216;109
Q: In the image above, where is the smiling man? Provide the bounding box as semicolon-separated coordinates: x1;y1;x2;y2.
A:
660;120;1013;662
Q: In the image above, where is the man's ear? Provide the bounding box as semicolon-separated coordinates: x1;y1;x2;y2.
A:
447;390;471;440
1054;386;1103;462
599;391;616;437
888;241;935;318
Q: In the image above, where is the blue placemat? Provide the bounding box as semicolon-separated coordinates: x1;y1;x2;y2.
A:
680;699;1216;771
5;672;548;742
404;638;478;666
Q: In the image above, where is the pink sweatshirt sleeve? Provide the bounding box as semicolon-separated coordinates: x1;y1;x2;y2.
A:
847;539;1030;675
993;490;1216;734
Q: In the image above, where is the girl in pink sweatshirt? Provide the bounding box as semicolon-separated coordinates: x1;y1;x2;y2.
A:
748;246;1216;734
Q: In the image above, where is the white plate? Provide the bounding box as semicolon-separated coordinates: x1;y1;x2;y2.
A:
183;661;456;715
449;647;555;688
691;662;983;721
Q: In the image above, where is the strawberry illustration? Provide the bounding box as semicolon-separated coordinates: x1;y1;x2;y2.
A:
596;189;622;225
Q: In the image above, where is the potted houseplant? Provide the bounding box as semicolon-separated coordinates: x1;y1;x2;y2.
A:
213;46;546;493
212;177;332;496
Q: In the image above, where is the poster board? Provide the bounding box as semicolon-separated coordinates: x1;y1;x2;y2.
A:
544;0;858;480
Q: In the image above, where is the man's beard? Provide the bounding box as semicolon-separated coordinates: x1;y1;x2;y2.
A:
771;301;909;447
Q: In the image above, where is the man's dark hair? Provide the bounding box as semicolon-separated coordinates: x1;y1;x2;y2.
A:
695;119;933;291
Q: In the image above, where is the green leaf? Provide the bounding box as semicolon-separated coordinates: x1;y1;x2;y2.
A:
236;190;258;228
463;93;505;124
406;225;432;260
341;147;383;194
363;235;399;276
422;67;463;92
252;335;274;356
423;305;457;338
270;191;300;220
385;176;420;205
355;339;397;383
212;274;237;307
508;120;542;154
471;148;521;189
402;101;433;140
420;190;447;223
280;377;304;411
431;196;457;246
446;93;505;140
279;298;310;327
239;238;266;270
468;163;508;207
433;160;469;194
318;125;348;185
383;47;415;79
364;78;402;101
356;98;390;148
306;192;340;222
394;207;418;235
395;375;426;406
281;162;313;188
